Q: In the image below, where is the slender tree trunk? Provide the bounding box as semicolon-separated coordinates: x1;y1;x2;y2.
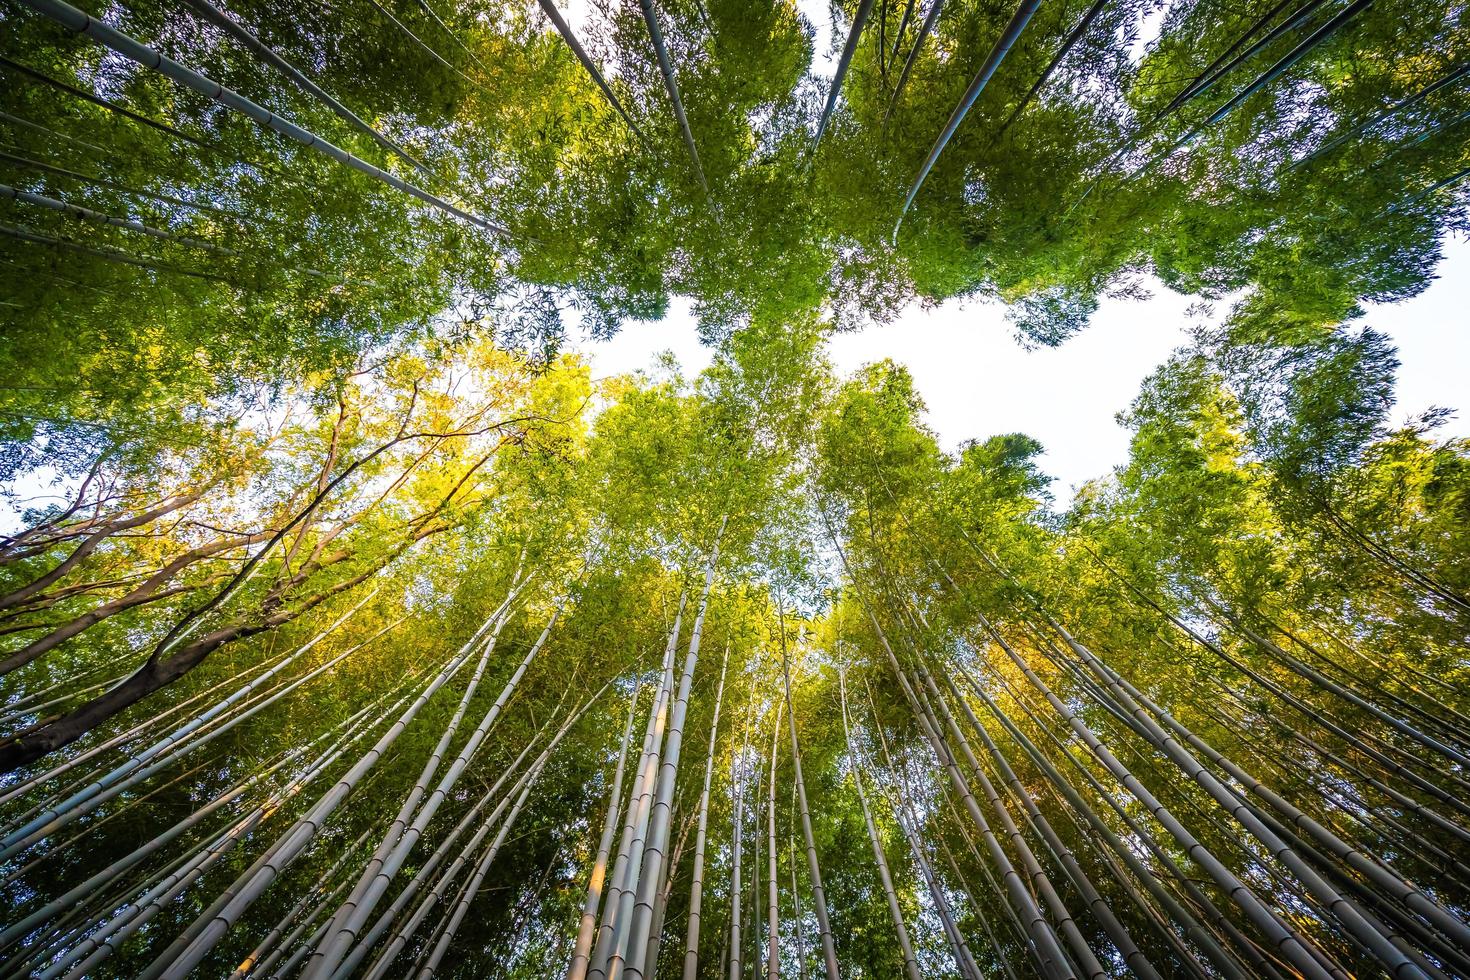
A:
730;708;751;980
994;0;1109;136
835;572;1070;978
983;618;1338;980
868;695;983;980
569;685;645;980
16;0;510;236
0;594;383;855
776;603;839;980
751;739;764;980
591;590;688;980
626;519;725;979
913;662;1107;980
412;753;550;977
895;0;1044;234
307;599;555;978
837;669;920;980
638;0;709;193
788;791;806;980
682;644;730;980
812;0;875;150
884;0;946;124
231;831;371;980
138;598;533;980
939;666;1160;979
645;809;697;974
0;550;400;770
1055;623;1460;973
536;0;652;148
327;705;564;980
179;0;438;179
959;660;1230;977
766;697;783;980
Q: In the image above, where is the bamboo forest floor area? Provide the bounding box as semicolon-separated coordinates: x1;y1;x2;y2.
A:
2;0;1469;977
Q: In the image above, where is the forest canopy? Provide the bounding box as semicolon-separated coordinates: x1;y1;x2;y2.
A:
1;0;1468;977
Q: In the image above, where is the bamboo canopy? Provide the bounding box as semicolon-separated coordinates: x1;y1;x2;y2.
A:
3;0;1469;977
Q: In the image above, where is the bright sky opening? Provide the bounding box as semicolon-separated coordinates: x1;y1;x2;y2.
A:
583;236;1470;506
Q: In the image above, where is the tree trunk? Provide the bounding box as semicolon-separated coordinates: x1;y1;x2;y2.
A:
17;0;510;236
681;643;729;980
837;669;920;980
569;685;644;980
776;603;839;980
626;520;725;979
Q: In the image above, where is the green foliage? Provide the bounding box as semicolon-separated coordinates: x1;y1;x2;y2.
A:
2;1;1468;976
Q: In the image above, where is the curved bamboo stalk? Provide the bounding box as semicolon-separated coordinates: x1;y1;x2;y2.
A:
231;830;374;979
0;53;217;153
728;701;752;980
306;598;551;979
16;0;511;236
905;663;1078;978
412;741;556;974
937;664;1161;979
932;822;1015;980
993;0;1109;138
0;652;281;812
788;783;806;980
370;679;610;980
1147;0;1374;164
884;0;946;125
537;0;653;149
959;660;1243;979
812;0;876;151
1050;633;1422;976
178;0;439;181
984;620;1339;980
868;685;985;980
889;0;916;65
1165;0;1326;112
0;148;247;220
638;0;709;194
0;693;391;957
765;696;783;979
644;806;697;974
140;600;519;980
38;688;403;980
4;622;395;844
819;520;1073;979
0;594;378;858
894;0;1043;237
1068;627;1470;960
1222;608;1470;768
0;222;234;284
325;702;563;980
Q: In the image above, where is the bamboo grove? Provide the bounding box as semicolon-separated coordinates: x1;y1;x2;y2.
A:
3;0;1468;440
3;0;1469;977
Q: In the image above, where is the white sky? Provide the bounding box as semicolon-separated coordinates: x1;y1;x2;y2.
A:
580;235;1470;506
559;0;1470;505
